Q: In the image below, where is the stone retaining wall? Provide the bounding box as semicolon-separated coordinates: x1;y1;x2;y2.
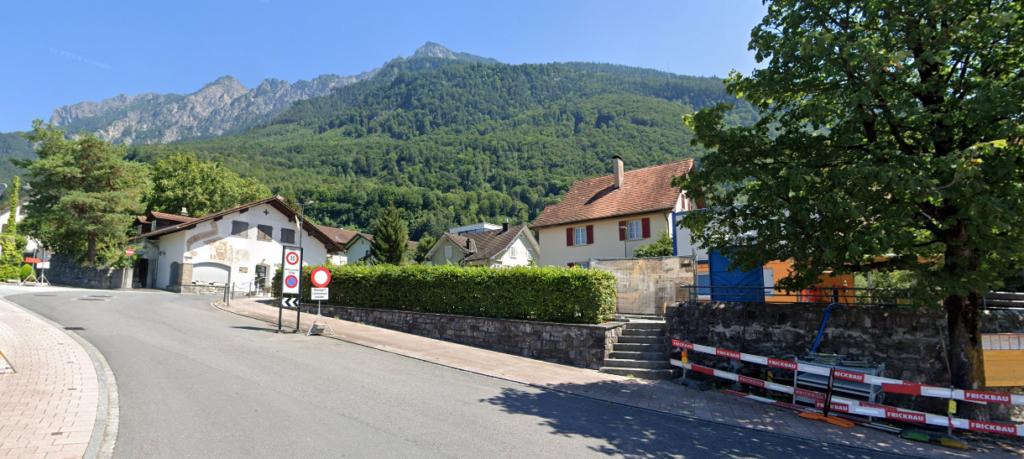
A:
47;254;132;289
297;303;626;369
667;301;1024;421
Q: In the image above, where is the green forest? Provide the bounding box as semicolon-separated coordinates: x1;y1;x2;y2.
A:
121;57;756;240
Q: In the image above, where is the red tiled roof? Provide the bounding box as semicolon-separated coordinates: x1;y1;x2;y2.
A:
532;160;694;228
314;225;363;246
149;211;198;224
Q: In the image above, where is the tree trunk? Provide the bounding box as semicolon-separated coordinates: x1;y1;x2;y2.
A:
945;292;988;421
86;233;97;265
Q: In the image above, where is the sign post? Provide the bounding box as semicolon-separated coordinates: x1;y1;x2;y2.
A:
279;246;303;333
307;267;333;336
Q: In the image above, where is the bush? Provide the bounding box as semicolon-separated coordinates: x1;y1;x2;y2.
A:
278;264;617;324
19;264;33;281
0;265;19;282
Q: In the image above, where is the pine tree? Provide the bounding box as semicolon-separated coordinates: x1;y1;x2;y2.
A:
370;202;408;265
17;121;151;264
0;176;24;278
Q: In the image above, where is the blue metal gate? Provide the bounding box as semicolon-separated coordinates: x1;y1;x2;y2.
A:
708;249;764;302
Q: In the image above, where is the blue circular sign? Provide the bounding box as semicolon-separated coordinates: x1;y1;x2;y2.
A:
285;275;298;288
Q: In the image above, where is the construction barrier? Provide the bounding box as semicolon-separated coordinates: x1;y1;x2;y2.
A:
672;339;1024;406
671;360;1024;437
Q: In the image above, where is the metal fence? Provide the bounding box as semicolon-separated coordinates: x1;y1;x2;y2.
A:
682;285;912;306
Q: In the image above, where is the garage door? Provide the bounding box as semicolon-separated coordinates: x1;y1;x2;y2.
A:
192;263;229;284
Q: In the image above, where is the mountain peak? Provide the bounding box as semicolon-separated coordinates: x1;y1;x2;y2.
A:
413;42;456;59
411;42;501;65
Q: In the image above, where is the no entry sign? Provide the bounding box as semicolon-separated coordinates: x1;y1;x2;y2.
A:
310;267;331;288
125;248;134;256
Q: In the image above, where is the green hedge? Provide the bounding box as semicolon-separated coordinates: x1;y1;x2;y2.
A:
275;264;617;324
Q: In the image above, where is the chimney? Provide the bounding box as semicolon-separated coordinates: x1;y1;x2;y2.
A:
502;221;509;233
180;207;189;217
466;238;477;253
612;156;624;189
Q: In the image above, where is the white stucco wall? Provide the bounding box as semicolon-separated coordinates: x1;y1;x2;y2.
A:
495;234;534;267
536;211;672;267
151;203;334;290
428;237;465;266
345;237;373;264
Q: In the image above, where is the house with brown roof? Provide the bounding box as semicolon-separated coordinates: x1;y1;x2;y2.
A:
531;157;699;268
130;196;345;293
424;222;540;268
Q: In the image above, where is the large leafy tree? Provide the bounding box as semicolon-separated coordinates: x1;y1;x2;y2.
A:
17;121;152;264
677;0;1024;413
147;153;270;217
370;202;409;265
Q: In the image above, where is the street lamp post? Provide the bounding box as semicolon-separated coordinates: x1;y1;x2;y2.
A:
619;225;628;258
295;200;314;333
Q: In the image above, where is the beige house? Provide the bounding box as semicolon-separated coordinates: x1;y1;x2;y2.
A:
532;157;698;268
425;223;540;267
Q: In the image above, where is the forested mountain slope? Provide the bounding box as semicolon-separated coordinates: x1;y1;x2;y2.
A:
128;56;758;239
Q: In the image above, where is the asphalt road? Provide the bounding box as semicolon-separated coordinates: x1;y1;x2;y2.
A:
9;290;903;459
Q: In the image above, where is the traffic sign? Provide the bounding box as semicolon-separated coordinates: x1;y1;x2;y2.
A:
284;247;302;267
283;269;300;294
281;298;299;308
125;248;135;256
311;288;329;300
310;267;331;288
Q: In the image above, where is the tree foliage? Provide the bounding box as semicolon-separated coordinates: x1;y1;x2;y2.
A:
17;121;151;264
632;231;674;258
676;0;1024;404
147;153;270;217
127;58;757;238
370;202;409;265
0;176;23;266
414;234;435;263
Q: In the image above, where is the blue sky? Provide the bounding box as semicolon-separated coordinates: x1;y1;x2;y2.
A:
0;0;768;133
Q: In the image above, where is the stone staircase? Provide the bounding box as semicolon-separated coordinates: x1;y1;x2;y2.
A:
599;321;679;380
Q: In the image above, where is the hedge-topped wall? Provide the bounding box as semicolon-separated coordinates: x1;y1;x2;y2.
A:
279;264;617;324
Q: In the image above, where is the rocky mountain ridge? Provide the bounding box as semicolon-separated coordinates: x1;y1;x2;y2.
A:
48;42;492;145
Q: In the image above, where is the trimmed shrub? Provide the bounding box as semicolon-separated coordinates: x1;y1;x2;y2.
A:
0;265;19;282
19;264;33;281
281;264;617;324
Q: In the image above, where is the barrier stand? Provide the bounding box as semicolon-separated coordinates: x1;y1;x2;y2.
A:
671;342;1024;438
306;301;335;336
797;368;855;428
0;347;15;373
672;339;1024;406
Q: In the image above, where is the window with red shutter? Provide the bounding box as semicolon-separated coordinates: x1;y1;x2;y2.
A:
568;262;575;268
641;218;651;239
618;221;627;241
566;227;574;246
586;225;594;244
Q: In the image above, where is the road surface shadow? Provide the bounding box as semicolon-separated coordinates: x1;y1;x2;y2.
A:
480;385;896;459
230;325;279;333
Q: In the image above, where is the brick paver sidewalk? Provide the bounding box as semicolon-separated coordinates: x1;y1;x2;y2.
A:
0;299;99;459
221;298;1022;459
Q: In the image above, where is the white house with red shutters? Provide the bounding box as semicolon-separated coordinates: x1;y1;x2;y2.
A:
531;156;698;268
